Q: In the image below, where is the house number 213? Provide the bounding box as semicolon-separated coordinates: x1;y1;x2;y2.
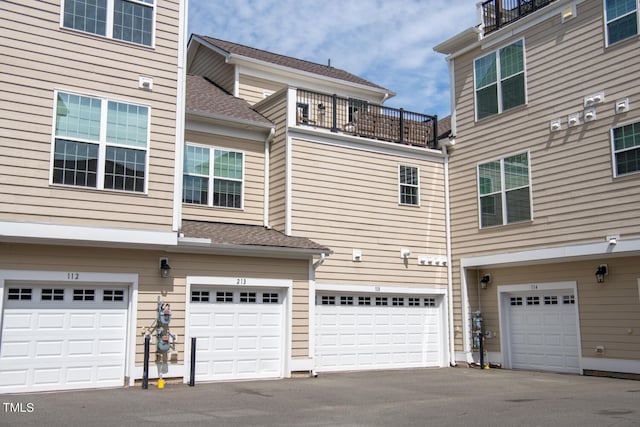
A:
236;278;247;285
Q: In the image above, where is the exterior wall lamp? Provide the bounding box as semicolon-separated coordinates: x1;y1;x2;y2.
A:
160;258;171;278
595;264;608;283
480;274;491;289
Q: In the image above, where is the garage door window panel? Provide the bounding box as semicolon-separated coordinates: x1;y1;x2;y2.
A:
42;288;65;301
7;288;32;300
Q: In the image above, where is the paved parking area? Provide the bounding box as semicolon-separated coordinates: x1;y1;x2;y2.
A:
1;367;639;426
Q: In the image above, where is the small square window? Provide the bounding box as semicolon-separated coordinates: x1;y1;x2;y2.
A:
8;288;32;301
563;295;575;305
526;296;540;306
192;291;211;302
104;289;124;302
240;292;257;303
424;297;437;307
375;297;388;306
340;296;354;305
321;295;336;305
216;291;233;303
392;297;405;306
262;293;279;303
73;289;95;301
544;296;558;305
358;296;371;305
510;297;523;306
42;288;65;301
408;297;420;306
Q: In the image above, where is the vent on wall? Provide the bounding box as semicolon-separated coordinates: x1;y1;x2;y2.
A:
139;76;154;91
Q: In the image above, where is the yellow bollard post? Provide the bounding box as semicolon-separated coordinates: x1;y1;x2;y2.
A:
157;378;165;389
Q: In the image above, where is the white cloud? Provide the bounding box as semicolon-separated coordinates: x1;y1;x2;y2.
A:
188;0;478;117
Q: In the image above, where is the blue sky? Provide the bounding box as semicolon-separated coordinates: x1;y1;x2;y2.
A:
187;0;478;118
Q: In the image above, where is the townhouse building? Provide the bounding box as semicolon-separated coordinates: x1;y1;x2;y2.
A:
0;1;450;393
435;0;640;377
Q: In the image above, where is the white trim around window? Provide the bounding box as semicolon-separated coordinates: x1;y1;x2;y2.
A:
611;120;640;177
477;150;532;228
182;143;245;209
49;89;151;194
398;163;420;206
60;0;156;48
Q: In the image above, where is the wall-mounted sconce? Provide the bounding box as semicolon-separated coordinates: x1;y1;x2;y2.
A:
160;258;171;278
595;264;608;283
400;248;411;259
480;274;491;289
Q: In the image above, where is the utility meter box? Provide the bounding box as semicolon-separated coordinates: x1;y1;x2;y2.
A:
158;303;171;325
157;335;171;352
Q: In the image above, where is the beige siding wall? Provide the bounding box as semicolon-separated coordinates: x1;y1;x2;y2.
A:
188;44;235;94
291;139;447;288
0;0;180;231
467;257;640;361
182;131;265;225
448;2;640;353
0;243;311;370
254;92;288;233
239;74;286;106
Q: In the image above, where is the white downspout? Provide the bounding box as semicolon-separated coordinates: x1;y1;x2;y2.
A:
171;0;188;232
443;146;456;367
264;127;275;228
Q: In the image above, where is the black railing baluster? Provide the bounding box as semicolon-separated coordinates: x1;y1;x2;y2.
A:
331;94;338;132
399;109;405;145
483;0;556;35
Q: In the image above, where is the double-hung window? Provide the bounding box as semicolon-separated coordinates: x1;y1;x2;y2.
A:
612;121;640;176
474;39;526;120
52;91;149;193
478;152;531;227
62;0;155;46
399;164;419;206
605;0;638;45
183;145;244;208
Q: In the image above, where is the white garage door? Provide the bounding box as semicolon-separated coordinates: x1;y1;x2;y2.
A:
315;293;444;372
506;292;580;373
0;285;129;393
189;288;284;381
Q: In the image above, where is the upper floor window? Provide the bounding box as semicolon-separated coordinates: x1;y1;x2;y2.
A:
612;121;640;176
62;0;155;46
399;165;419;206
52;91;149;193
478;152;531;227
474;39;526;120
605;0;638;45
183;145;244;208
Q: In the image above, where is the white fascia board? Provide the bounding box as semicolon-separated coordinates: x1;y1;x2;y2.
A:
0;221;177;247
289;127;445;164
460;237;640;268
176;237;331;259
433;26;481;56
186;113;274;142
315;283;447;295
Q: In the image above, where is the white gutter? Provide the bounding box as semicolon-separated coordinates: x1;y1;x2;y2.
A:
285;88;296;236
264;127;275;227
172;0;188;231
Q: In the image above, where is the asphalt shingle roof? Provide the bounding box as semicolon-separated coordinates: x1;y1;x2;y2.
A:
186;74;273;126
197;35;391;93
181;220;331;252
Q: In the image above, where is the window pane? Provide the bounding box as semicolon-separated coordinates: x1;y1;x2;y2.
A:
616;148;640;175
400;165;418;185
104;146;146;192
55;92;102;141
213;179;242;208
606;0;637;21
481;194;503;227
400;185;419;205
475;52;497;89
476;85;498;119
113;0;153;46
63;0;107;35
499;40;524;78
608;12;638;44
214;150;243;179
479;161;501;195
504;152;529;189
106;101;149;148
53;140;99;187
183;175;208;204
184;145;210;175
501;73;525;111
506;187;531;223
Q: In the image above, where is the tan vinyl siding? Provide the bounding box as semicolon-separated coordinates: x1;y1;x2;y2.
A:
182;131;265;225
291;139;447;287
0;243;312;367
254;91;288;233
239;74;286;105
188;44;235;94
0;0;180;231
469;258;640;361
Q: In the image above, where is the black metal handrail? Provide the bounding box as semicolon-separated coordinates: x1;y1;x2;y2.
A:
482;0;556;35
296;90;438;149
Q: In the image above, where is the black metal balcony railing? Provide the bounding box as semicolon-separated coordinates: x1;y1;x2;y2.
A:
482;0;556;35
296;90;438;149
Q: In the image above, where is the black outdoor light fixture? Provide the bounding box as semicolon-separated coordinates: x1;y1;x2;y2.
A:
480;274;491;289
160;258;171;278
595;264;608;283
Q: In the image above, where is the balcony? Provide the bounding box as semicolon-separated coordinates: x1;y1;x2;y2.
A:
482;0;556;35
296;89;438;149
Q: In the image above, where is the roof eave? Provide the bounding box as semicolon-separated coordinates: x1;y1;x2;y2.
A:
186;110;274;131
176;236;332;259
433;27;482;57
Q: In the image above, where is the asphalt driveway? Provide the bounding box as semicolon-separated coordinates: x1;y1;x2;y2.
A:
1;368;639;426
